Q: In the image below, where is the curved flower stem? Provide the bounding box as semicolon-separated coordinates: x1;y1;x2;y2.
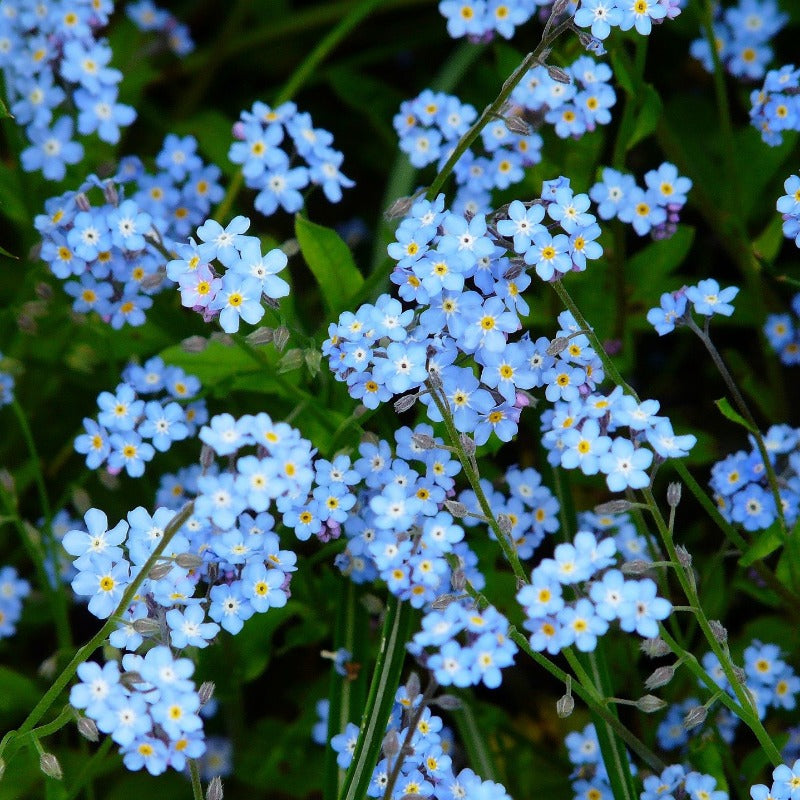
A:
459;578;665;773
381;677;438;800
0;501;195;765
640;487;783;766
685;318;788;532
426;380;528;584
424;15;575;202
550;280;795;600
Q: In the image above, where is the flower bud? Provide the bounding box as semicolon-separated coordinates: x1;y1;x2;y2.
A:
444;500;468;518
304;349;322;376
175;553;205;570
132;617;162;635
459;434;476;456
35;282;53;300
120;670;144;689
278;348;304;373
450;568;466;592
76;716;99;742
38;654;58;679
667;482;682;508
503;259;526;280
199;681;216;706
382;729;400;758
148;562;173;581
71;487;91;514
556;693;574;718
432;593;460;610
594;499;633;515
209;332;234;346
405;672;421;703
200;443;216;469
644;665;675;690
636;694;667;713
675;545;692;568
496;514;513;536
384;195;415;220
39;752;62;780
394;394;418;413
0;469;15;496
546;336;570;356
360;593;384;615
433;694;462;711
411;433;437;451
683;705;708;729
504;115;530;135
273;326;290;352
206;775;224;800
640;637;670;658
546;64;571;84
621;560;652;575
246;327;274;345
280;238;300;257
709;620;727;644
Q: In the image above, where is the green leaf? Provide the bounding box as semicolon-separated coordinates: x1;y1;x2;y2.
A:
627;85;662;151
295;215;363;318
609;49;635;96
753;214;787;267
739;522;782;567
627;225;694;305
0;96;10;118
0;244;17;259
714;397;757;435
0;667;40;715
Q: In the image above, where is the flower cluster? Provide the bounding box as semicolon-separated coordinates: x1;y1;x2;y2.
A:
166;215;290;333
394;89;542;215
517;529;672;655
70;647;207;776
229;100;353;216
540;318;696;491
74;357;205;477
764;293;800;365
566;723;729;800
647;278;740;335
690;0;786;82
126;0;194;56
777;174;800;248
438;0;539;42
498;181;603;280
709;424;800;532
575;0;680;39
0;566;31;639
658;640;799;751
590;162;691;239
2;0;138;180
36;135;224;327
331;684;510;800
509;56;617;141
750;65;800;146
409;601;517;689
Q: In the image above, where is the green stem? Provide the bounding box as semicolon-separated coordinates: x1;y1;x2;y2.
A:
427;380;528;584
0;501;195;764
460;578;664;772
641;488;783;766
454;698;496;781
425;15;574;201
189;759;204;800
338;594;412;800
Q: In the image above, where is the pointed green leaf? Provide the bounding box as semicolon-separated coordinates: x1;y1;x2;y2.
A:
715;397;757;434
295;215;363;317
739;521;782;567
